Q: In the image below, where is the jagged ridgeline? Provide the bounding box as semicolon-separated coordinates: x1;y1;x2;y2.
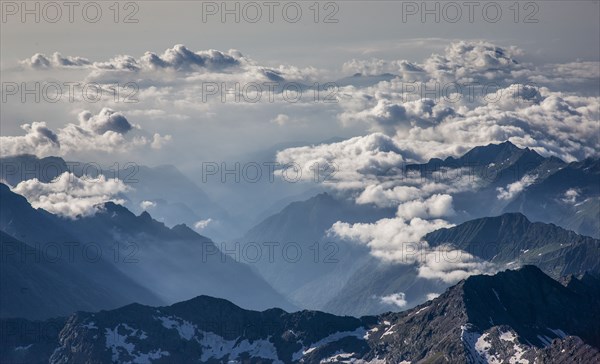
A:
1;266;599;363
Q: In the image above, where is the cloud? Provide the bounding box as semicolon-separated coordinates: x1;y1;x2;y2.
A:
330;195;455;253
140;200;156;210
78;108;133;134
396;194;455;219
329;211;495;284
22;45;242;73
561;188;580;204
422;41;525;84
150;133;172;149
380;292;408;308
496;174;537;200
273;43;598;284
276;133;406;190
12;172;129;218
19;44;322;87
338;98;455;134
140;45;241;71
426;293;440;300
342;58;425;77
330;41;599;162
194;218;213;231
0;122;61;156
21;52;91;69
0;108;171;157
416;245;495;283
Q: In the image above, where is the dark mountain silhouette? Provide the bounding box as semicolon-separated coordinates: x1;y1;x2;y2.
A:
0;184;295;318
2;266;598;363
0;231;162;320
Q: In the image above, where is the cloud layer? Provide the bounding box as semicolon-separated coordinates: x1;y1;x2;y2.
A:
276;41;600;283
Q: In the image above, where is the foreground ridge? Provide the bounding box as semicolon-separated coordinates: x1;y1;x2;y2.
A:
1;266;599;363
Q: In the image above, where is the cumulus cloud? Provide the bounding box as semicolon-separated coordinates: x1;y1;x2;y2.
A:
380;292;408;308
22;45;241;72
140;200;156;210
330;213;495;284
330;195;456;260
0;108;171;157
422;41;524;84
21;52;91;69
496;174;537;200
0;122;61;156
140;45;240;71
331;41;600;162
276;133;406;189
150;133;173;149
12;172;129;218
278;41;597;283
19;44;322;87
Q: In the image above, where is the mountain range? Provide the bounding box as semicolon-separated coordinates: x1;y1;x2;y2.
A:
234;141;599;316
0;182;295;319
1;139;599;363
1;266;598;363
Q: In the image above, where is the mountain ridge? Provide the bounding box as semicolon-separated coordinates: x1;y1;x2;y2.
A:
2;266;599;363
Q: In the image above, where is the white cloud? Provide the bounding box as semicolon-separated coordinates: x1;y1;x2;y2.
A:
416;245;495;283
150;133;173;149
561;188;580;204
0;122;61;157
21;52;91;69
275;41;594;284
140;200;156;210
276;133;406;190
12;172;129;218
396;194;455;220
426;293;440;300
22;45;242;73
496;174;537;200
329;196;458;264
380;292;408;308
0;108;170;157
194;218;213;231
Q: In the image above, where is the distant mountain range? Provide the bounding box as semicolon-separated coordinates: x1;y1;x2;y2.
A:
238;192;394;309
324;212;600;317
2;266;598;363
406;141;599;237
234;141;599;316
424;212;600;279
0;183;295;319
1;139;599;359
0;154;236;240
